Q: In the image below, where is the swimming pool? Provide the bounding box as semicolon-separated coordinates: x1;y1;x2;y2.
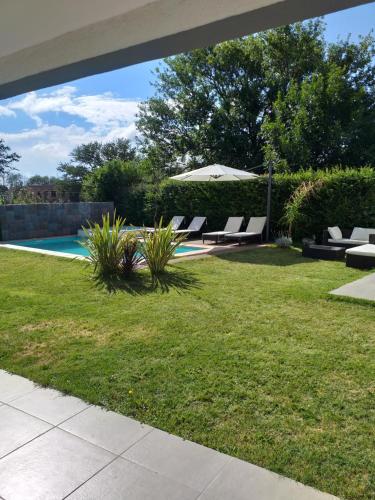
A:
8;236;205;258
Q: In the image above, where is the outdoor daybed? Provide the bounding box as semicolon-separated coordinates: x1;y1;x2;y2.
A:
346;244;375;269
224;216;267;245
323;226;375;248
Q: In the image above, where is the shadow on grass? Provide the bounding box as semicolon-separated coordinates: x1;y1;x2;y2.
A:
92;265;201;295
215;245;316;267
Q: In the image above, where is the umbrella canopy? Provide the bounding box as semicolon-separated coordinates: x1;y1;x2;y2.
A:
170;164;258;182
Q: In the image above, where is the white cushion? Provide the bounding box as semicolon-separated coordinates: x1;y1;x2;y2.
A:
346;244;375;257
203;231;228;236
328;226;342;240
350;227;375;241
365;228;375;238
328;238;367;245
225;232;257;238
351;227;367;241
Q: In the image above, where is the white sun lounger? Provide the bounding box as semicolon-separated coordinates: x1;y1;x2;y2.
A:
202;217;244;244
170;215;185;231
174;216;207;236
224;216;267;245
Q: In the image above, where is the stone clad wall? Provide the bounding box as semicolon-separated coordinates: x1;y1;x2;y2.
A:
0;202;114;241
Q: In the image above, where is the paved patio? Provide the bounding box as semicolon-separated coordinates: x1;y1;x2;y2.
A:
330;272;375;301
0;369;337;499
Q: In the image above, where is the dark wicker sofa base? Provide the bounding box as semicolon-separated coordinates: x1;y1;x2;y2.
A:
302;245;345;260
346;253;375;269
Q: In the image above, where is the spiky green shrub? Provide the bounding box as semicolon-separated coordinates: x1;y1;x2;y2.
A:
281;179;325;238
81;212;126;279
119;231;143;276
139;219;186;277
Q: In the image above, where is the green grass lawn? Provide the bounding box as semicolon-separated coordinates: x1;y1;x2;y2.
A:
0;246;374;499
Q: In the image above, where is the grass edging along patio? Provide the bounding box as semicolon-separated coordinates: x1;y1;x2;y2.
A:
0;246;374;499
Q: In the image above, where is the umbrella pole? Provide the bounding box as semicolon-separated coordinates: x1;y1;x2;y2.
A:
266;163;272;242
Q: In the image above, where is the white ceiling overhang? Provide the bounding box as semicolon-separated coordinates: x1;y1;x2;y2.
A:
0;0;372;99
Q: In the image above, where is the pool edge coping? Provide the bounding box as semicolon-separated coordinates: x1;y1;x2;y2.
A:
0;241;211;261
0;243;88;260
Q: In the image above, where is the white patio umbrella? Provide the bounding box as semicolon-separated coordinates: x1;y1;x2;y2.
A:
171;163;273;241
170;164;259;182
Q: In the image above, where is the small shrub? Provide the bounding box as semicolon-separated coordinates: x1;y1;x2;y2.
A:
275;232;293;248
81;212;126;279
139;219;186;277
119;231;143;277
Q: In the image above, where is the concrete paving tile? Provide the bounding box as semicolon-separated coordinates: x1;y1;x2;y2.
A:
67;456;199;500
330;272;375;301
123;429;230;492
60;405;152;454
0;370;36;403
0;370;339;500
10;387;89;424
198;457;338;500
0;428;115;500
0;405;51;458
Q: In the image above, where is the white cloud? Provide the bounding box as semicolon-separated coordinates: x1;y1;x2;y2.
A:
0;86;142;176
0;105;16;117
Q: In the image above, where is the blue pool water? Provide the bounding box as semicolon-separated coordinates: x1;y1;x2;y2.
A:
9;236;204;257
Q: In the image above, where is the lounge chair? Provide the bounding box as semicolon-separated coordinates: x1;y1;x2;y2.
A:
170;215;185;231
174;216;207;237
224;216;267;245
202;217;244;244
144;216;185;234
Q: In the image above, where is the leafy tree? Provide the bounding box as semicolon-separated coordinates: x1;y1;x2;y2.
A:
27;175;59;185
0;139;20;180
58;139;136;178
0;184;8;204
137;20;375;173
262;35;375;171
81;160;143;214
6;172;25;189
1;172;26;203
57;139;137;198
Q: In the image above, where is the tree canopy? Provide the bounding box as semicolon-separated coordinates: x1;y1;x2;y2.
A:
57;138;137;198
81;159;145;219
27;175;59;185
0;139;20;179
137;20;375;173
82;160;143;203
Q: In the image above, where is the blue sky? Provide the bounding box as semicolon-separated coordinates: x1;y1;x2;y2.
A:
0;2;374;178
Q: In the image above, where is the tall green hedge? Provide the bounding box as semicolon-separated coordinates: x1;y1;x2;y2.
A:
138;168;375;240
288;168;375;239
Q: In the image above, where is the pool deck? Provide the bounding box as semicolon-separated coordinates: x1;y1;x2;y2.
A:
173;239;266;262
0;369;337;499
